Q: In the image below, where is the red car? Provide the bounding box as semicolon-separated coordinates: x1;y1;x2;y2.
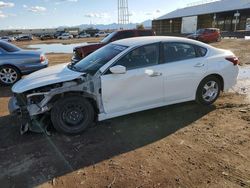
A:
72;29;155;63
187;28;221;43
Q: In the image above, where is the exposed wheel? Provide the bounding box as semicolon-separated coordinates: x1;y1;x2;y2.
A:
0;65;21;86
196;76;221;105
51;95;95;134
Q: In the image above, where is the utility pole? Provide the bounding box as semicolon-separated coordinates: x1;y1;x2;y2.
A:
118;0;129;29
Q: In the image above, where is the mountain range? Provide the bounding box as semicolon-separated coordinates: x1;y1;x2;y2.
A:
58;20;152;30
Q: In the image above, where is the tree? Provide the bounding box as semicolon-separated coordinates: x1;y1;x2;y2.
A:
136;24;145;30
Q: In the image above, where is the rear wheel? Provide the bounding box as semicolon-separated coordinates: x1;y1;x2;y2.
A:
0;65;21;86
51;95;95;134
196;76;221;105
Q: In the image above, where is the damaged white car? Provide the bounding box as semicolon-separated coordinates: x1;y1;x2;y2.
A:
9;36;239;134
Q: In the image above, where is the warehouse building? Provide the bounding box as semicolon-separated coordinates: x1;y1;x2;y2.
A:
152;0;250;35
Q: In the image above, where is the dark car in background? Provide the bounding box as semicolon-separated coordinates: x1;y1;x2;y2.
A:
187;28;221;43
0;41;48;85
16;35;33;41
40;34;54;40
72;29;156;63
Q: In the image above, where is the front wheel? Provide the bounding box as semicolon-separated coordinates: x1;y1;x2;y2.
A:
196;76;221;105
51;95;95;134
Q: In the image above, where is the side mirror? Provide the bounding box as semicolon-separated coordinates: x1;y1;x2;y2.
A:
109;65;126;74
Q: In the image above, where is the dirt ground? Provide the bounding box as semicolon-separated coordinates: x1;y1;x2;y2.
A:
0;38;250;188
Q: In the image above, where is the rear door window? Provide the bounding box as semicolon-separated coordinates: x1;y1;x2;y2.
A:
163;43;197;63
0;42;20;52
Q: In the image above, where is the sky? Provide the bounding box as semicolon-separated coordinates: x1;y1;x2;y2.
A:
0;0;199;29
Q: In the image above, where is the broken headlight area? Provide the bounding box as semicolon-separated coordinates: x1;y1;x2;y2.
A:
10;78;89;135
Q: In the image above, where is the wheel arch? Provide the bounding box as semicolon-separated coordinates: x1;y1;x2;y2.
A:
199;73;224;92
49;91;99;114
0;64;22;75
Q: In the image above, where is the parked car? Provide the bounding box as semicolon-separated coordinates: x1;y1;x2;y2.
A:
72;29;156;63
0;36;14;42
54;31;65;38
9;36;239;134
95;31;108;38
0;41;48;85
187;28;221;43
16;35;33;41
40;34;54;40
77;32;91;38
57;33;73;40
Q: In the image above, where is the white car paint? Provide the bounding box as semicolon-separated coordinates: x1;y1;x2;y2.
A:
58;33;73;40
95;31;107;37
78;33;91;38
12;63;83;93
11;36;239;123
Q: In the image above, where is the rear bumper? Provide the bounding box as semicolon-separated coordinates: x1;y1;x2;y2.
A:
20;60;48;75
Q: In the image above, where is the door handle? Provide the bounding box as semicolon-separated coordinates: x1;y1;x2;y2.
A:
145;69;162;77
150;72;162;77
194;63;205;67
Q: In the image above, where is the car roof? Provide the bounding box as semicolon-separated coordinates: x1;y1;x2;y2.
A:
112;36;211;48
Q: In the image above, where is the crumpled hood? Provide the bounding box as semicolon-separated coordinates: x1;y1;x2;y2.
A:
12;63;84;93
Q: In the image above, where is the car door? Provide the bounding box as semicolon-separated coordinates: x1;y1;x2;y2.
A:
161;42;207;103
101;43;165;114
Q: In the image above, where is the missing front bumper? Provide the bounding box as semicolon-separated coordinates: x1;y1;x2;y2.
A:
8;96;51;135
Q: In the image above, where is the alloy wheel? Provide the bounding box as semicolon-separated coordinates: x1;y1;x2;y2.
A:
0;67;18;84
202;81;219;102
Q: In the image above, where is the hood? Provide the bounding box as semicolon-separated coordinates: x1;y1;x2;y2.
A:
12;63;84;93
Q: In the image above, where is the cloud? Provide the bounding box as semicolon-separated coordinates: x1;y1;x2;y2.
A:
54;0;78;4
0;1;14;8
84;12;110;19
0;10;6;18
28;6;47;13
23;4;27;8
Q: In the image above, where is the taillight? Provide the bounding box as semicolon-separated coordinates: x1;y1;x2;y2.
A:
40;55;46;62
225;56;239;66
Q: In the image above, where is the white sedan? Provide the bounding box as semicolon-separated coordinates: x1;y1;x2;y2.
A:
9;36;239;134
57;33;73;40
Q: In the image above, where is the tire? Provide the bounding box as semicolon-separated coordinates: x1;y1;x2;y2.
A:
51;95;95;134
0;65;21;86
196;76;221;105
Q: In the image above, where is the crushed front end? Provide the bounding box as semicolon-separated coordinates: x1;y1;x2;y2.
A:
9;92;52;134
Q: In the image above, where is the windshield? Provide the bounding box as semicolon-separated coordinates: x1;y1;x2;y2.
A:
0;41;20;52
69;44;127;74
101;31;117;43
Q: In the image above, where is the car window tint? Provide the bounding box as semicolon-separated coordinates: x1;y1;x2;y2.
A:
163;43;197;63
196;46;207;57
0;41;20;52
116;43;159;70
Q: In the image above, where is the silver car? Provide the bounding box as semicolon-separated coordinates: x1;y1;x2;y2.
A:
0;41;48;85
